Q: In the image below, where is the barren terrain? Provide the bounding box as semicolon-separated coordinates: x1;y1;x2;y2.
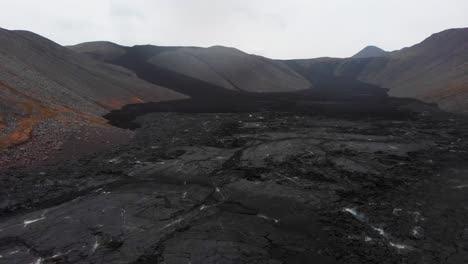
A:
1;102;467;263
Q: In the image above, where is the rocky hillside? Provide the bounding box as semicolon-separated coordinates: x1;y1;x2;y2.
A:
0;28;185;156
69;43;313;93
289;28;468;113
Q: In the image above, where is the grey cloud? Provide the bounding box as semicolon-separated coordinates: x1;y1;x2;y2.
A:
0;0;466;59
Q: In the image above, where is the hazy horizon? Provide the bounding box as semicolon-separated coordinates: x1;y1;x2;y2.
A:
1;0;467;59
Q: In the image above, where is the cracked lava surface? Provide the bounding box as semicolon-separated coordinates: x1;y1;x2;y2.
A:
1;111;468;263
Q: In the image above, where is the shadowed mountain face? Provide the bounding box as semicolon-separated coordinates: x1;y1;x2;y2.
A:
292;28;468;113
147;46;312;92
72;42;403;130
69;43;313;93
68;41;127;62
0;28;185;150
352;46;388;58
70;41;397;125
71;28;468;113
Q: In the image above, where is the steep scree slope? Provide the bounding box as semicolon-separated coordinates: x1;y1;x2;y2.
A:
0;28;185;157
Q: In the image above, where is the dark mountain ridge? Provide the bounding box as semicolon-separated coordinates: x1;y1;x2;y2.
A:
287;28;468;113
72;28;468;113
69;43;313;93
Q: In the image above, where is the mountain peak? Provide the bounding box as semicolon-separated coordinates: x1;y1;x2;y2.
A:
352;45;388;58
68;41;127;61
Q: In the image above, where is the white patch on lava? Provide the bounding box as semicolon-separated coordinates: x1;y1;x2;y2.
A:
215;187;225;200
91;236;99;254
108;158;120;164
199;202;221;211
159;218;184;231
389;242;411;250
23;211;47;227
412;226;423;237
50;249;73;259
257;214;279;224
31;258;43;264
409;211;422;222
371;226;388;238
343;208;366;222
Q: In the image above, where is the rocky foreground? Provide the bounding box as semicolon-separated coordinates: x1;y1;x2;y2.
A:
1;108;467;264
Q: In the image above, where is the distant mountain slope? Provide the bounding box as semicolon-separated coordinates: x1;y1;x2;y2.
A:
0;28;185;149
289;28;468;113
352;46;388;58
283;58;389;100
68;41;127;62
148;46;312;92
70;43;313;93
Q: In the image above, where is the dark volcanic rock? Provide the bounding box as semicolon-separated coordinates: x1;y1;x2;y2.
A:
1;108;468;263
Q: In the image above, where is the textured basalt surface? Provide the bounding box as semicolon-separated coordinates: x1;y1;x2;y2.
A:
1;109;467;264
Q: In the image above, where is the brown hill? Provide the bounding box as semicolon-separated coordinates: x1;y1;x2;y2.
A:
0;28;185;155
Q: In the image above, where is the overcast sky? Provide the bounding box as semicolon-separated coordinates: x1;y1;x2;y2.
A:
1;0;467;59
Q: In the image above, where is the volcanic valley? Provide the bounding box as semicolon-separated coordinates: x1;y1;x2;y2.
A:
0;27;468;264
